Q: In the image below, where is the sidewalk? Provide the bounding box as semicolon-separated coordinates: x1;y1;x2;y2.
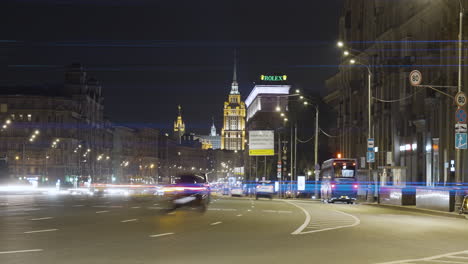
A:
362;202;468;220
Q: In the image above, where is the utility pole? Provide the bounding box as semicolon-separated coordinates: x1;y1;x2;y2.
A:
277;132;282;197
368;67;374;201
290;125;293;193
314;106;319;199
456;0;464;204
294;124;297;197
22;143;25;180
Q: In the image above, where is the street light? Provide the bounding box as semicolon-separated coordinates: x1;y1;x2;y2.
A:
337;41;374;200
275;106;281;112
280;113;285;117
303;101;308;106
337;41;344;48
343;50;349;56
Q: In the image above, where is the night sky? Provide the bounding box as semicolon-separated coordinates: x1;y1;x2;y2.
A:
1;0;343;134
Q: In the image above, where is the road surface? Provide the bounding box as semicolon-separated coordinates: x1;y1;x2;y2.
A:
1;194;468;264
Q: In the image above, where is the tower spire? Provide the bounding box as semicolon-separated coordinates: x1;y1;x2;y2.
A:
230;49;239;95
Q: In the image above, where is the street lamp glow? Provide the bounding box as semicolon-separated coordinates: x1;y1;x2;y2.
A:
343;50;349;56
275;106;281;112
350;59;356;64
280;113;285;117
5;120;11;124
295;89;300;93
284;118;288;122
299;95;304;99
304;101;308;105
34;130;39;135
2;125;6;129
337;41;344;48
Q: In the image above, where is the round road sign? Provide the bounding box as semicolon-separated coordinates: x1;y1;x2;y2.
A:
456;108;467;123
455;92;467;107
409;70;422;86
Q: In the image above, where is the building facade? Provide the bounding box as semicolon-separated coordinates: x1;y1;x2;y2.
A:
325;0;468;186
244;75;291;181
0;64;111;185
221;58;246;151
196;121;221;150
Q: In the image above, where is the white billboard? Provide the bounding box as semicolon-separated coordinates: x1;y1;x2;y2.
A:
297;176;306;191
249;130;274;156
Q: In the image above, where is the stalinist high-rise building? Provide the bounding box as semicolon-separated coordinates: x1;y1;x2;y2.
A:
173;105;185;144
221;54;246;151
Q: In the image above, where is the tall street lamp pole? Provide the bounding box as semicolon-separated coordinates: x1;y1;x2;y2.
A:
339;42;374;200
314;105;319;199
456;0;464;197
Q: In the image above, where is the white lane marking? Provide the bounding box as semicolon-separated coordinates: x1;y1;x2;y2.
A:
149;232;174;238
447;256;468;260
278;210;293;214
0;249;43;254
210;221;222;226
30;217;53;221
131;206;141;209
284;201;311;235
147;207;163;210
109;205;123;208
236;214;243;217
299;210;360;234
425;260;468;264
153;203;159;206
24;229;58;234
72;205;84;207
121;219;138;223
208;208;237;211
168;212;176;215
24;208;41;211
95;210;109;214
92;205;107;208
247;209;251;212
284;201;360;235
376;250;468;264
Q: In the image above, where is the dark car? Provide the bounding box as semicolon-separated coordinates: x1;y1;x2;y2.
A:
162;174;211;212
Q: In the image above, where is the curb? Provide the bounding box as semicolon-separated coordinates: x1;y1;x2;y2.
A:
362;203;468;220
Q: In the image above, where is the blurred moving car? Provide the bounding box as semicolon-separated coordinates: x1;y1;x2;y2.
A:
256;181;274;200
230;187;243;197
162;174;211;211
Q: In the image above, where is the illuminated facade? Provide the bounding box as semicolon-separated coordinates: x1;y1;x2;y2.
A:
173;105;185;144
221;57;246;151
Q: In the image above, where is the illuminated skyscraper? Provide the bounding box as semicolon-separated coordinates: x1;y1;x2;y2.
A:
221;53;246;151
173;105;185;144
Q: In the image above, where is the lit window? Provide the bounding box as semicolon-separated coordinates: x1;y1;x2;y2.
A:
27;114;32;121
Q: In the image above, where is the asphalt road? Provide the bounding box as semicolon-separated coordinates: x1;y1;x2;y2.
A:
1;193;468;264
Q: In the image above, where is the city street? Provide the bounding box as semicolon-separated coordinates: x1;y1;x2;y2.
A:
1;194;468;264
